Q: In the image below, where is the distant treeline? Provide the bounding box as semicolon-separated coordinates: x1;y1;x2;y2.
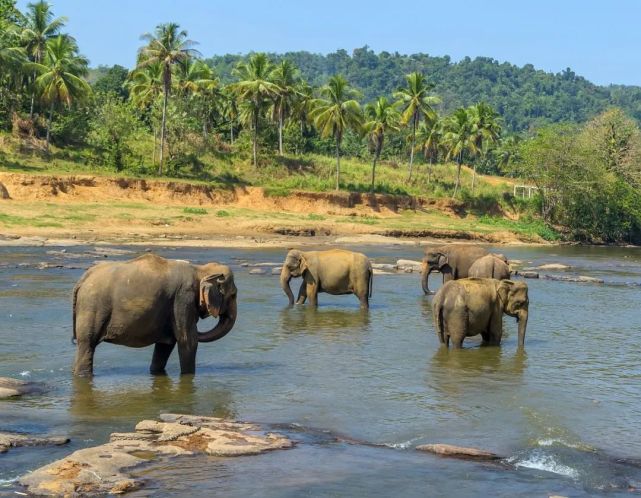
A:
206;48;641;132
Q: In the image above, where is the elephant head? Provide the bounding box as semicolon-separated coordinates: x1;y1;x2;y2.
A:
421;250;449;295
280;249;307;305
197;267;238;343
497;280;529;348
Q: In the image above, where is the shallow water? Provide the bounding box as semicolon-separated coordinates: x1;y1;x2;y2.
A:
1;243;641;496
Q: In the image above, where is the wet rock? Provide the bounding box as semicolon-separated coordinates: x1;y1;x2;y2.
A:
240;262;250;267
372;269;394;275
271;267;282;275
19;414;293;496
250;262;281;267
249;268;267;275
0;377;46;398
371;263;397;271
515;270;539;279
396;259;422;271
543;274;604;284
536;263;571;270
416;443;502;460
0;432;69;453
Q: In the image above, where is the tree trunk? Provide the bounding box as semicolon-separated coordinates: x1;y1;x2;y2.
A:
159;86;168;175
230;121;234;144
252;110;258;168
371;150;380;192
335;136;341;191
278;107;284;155
427;156;433;184
45;101;54;155
29;70;37;119
152;126;157;166
408;115;416;181
471;163;477;195
452;152;462;199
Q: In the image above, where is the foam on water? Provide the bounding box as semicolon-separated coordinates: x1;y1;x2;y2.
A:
508;450;580;479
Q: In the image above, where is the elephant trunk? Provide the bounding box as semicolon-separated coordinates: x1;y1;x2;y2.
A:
197;295;237;343
517;309;528;348
280;266;295;305
421;265;434;295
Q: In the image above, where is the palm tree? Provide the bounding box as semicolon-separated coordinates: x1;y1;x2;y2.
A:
394;72;440;181
137;23;200;174
310;75;363;190
270;59;300;155
231;53;279;167
443;107;478;198
219;88;239;144
20;0;67;118
27;35;90;152
364;97;399;191
176;59;218;137
291;80;314;154
469;102;501;193
418;114;442;184
126;62;163;164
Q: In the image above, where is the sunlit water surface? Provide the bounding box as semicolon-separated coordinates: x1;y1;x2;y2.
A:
1;244;641;496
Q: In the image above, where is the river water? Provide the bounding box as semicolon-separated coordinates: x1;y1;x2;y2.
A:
1;243;641;496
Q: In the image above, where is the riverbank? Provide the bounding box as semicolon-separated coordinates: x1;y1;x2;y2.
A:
0;171;551;247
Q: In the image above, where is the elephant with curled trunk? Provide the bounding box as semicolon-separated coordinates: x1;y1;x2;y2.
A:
280;249;372;308
72;254;238;376
468;254;511;280
432;278;529;349
421;244;490;294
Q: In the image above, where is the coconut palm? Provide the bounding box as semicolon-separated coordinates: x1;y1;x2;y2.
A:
231;53;279;167
443;107;479;198
310;75;363;190
469;102;501;193
20;0;67;117
176;59;218;137
219;88;239;144
418;114;443;184
291;80;314;153
137;23;200;174
270;59;300;155
126;62;163;164
364;97;399;191
27;35;90;152
394;72;440;181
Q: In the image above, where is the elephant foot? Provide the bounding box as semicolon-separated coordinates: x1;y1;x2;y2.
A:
149;368;168;376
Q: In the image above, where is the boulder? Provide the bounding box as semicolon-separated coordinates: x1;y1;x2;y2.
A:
0;432;69;454
249;268;267;275
536;263;571;270
19;414;293;496
515;270;539;279
271;267;282;275
396;259;422;271
371;263;397;271
416;443;502;460
0;377;46;398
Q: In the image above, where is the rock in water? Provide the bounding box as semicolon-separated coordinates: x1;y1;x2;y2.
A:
0;377;45;398
515;270;540;279
536;263;571;270
0;432;69;454
19;414;293;496
416;443;502;460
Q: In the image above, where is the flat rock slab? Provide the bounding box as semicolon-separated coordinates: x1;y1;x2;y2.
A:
416;443;503;460
0;432;69;454
19;414;293;496
535;263;572;270
0;377;46;398
396;259;422;270
543;274;604;284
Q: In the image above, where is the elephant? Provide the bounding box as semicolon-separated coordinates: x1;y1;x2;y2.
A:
468;254;511;280
71;254;238;377
432;278;529;349
421;244;490;294
280;249;372;308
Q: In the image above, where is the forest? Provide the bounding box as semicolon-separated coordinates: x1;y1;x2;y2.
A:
1;0;641;243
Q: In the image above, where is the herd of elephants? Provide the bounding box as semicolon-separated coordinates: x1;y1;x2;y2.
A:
71;243;528;377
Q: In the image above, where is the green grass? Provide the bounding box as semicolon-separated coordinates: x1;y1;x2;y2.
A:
216;210;231;217
475;215;560;241
183;207;208;215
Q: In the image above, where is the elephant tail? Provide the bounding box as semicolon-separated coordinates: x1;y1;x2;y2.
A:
71;282;80;345
368;264;373;298
434;298;446;344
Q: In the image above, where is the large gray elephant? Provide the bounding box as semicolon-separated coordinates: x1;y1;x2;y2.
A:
421;244;490;294
280;249;372;308
432;278;529;349
468;254;511;280
72;254;238;376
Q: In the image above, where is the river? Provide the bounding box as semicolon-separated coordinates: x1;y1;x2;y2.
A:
1;243;641;496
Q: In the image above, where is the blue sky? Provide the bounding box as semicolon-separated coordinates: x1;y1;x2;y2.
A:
16;0;641;86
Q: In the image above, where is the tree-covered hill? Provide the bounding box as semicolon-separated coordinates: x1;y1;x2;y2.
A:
206;47;641;132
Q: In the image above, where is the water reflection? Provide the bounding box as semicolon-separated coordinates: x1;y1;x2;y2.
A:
278;306;371;336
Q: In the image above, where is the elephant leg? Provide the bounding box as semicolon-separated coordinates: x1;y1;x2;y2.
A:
177;338;198;375
445;311;466;349
487;314;503;346
307;283;319;307
150;342;176;375
358;293;369;309
296;281;307;305
73;339;95;377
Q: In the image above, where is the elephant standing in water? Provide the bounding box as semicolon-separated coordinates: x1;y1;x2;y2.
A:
280;249;372;308
468;254;511;280
421;244;489;294
72;254;238;376
432;278;529;348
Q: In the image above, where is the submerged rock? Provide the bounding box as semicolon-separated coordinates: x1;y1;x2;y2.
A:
0;432;69;454
19;414;293;496
515;270;540;279
0;377;46;398
543;274;604;284
416;443;502;460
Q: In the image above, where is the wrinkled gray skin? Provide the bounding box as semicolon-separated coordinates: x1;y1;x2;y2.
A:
432;278;529;349
280;249;372;308
72;254;238;377
468;254;511;280
421;244;490;294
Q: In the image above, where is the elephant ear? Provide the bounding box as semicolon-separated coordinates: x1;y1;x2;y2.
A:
497;280;514;309
200;273;225;318
437;253;449;270
299;254;315;281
